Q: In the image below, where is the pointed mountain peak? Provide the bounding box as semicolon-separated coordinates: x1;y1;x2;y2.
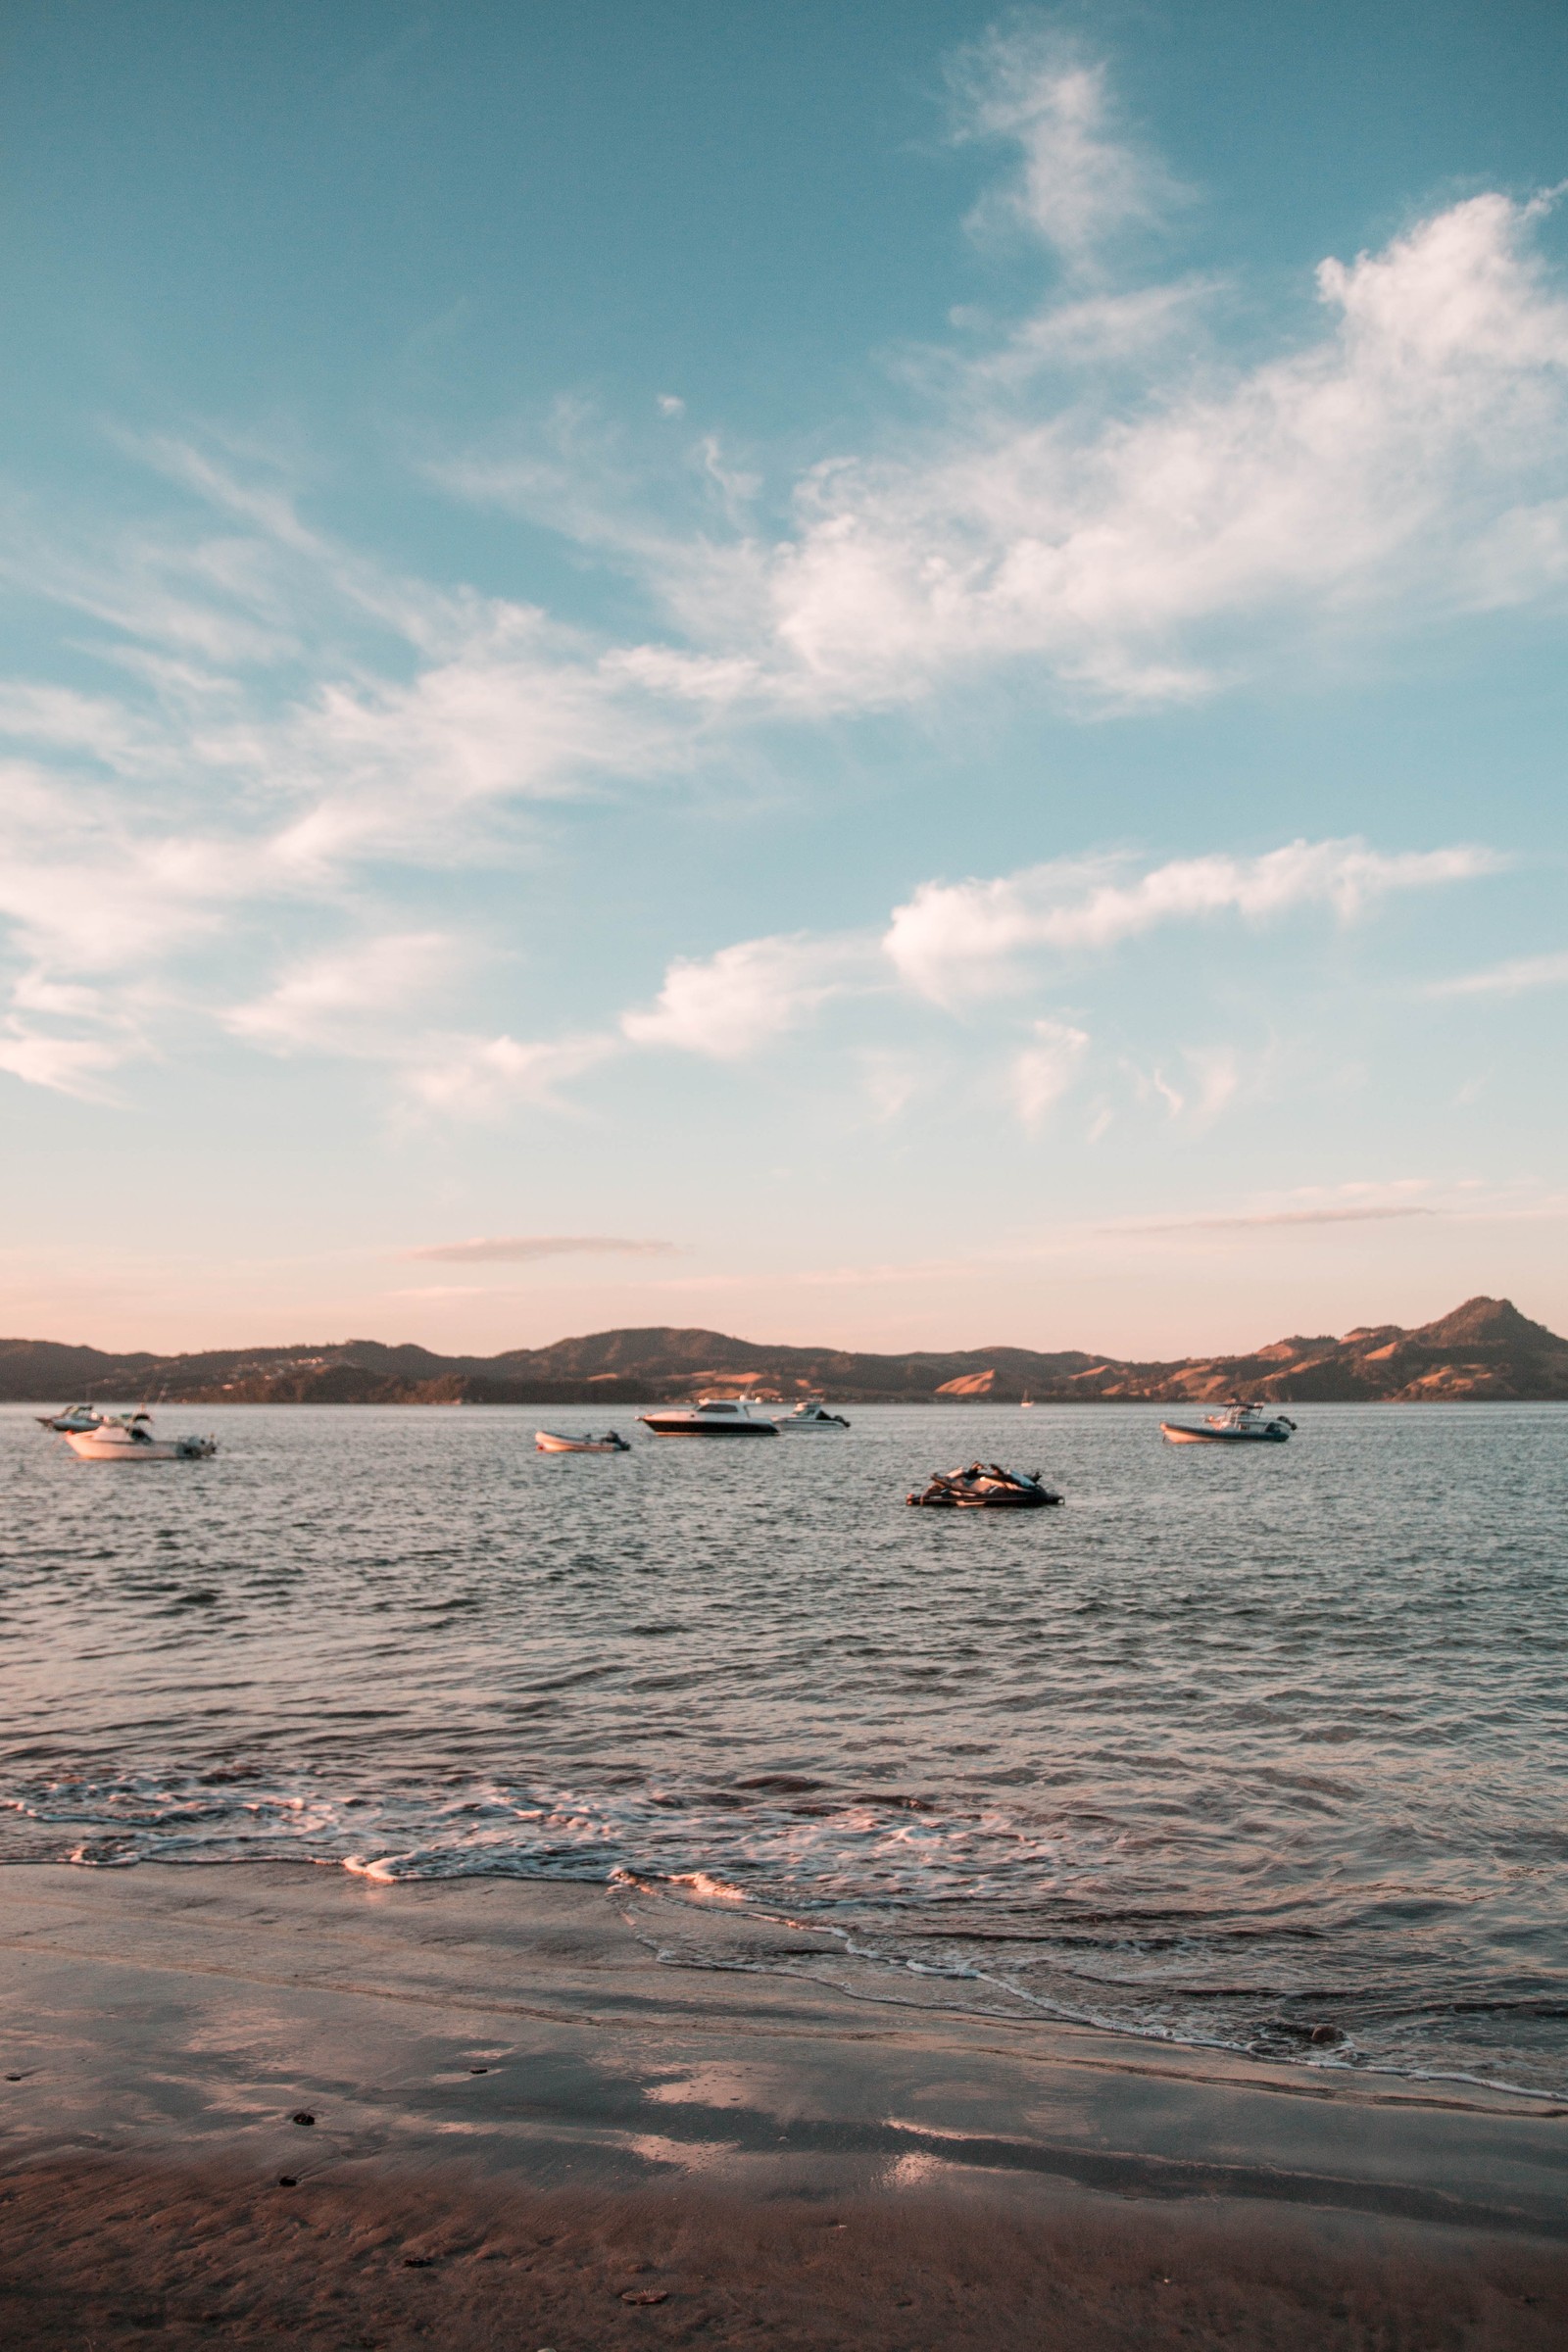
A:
1412;1296;1562;1348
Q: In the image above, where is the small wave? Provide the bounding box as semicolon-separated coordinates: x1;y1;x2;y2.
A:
3;1758;1563;2101
665;1871;749;1903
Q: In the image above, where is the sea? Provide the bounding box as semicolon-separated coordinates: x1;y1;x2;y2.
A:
3;1400;1564;2099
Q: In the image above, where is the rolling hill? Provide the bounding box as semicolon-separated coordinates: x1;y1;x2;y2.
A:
2;1297;1564;1405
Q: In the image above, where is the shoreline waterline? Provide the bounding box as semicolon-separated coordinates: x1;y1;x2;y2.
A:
2;1860;1565;2347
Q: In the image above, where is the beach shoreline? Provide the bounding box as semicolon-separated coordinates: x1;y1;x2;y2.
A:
2;1860;1563;2345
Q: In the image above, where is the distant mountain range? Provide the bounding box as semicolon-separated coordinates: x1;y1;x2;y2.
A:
3;1296;1565;1406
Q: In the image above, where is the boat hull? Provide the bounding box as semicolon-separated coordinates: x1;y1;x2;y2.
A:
910;1489;1060;1507
1160;1422;1290;1444
638;1418;777;1437
64;1432;216;1461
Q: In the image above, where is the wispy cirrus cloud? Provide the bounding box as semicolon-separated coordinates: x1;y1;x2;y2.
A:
404;1235;676;1264
882;839;1501;1004
1427;947;1568;998
1116;1203;1438;1234
1010;1018;1090;1129
754;191;1568;706
225;932;465;1055
399;1031;619;1118
620;932;873;1058
951;25;1188;273
1;30;1562;1125
612;833;1496;1135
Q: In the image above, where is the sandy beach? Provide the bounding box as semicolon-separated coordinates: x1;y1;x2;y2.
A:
1;1861;1563;2347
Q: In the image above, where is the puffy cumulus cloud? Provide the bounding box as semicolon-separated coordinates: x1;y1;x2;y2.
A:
761;194;1568;704
883;838;1500;1004
620;932;873;1058
1011;1018;1090;1129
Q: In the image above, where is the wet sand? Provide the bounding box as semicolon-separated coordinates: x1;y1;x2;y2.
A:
1;1862;1564;2347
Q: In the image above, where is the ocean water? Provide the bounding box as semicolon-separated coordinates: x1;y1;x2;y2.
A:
3;1400;1565;2097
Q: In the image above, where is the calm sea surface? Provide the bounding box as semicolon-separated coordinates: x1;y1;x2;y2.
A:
3;1401;1564;2095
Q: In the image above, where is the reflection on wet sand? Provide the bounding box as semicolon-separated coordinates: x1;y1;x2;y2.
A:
1;1863;1563;2346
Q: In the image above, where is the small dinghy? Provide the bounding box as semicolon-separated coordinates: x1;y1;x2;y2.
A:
906;1460;1061;1508
535;1429;631;1453
63;1411;217;1462
1160;1400;1296;1445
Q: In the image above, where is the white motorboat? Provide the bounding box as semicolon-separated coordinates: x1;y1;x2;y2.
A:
637;1396;778;1438
1160;1400;1296;1446
62;1411;218;1462
535;1429;630;1453
35;1403;103;1432
778;1398;850;1431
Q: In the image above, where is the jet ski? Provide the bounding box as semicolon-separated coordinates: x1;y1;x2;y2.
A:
906;1461;1062;1508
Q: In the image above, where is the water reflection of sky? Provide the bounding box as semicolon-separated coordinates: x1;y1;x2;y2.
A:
3;1401;1564;2092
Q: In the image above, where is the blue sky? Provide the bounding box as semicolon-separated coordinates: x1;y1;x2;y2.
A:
3;0;1567;1355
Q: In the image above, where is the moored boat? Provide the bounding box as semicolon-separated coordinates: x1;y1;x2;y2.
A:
638;1396;778;1437
906;1460;1061;1508
35;1403;103;1432
778;1398;850;1430
1160;1400;1296;1445
63;1411;218;1461
535;1429;631;1452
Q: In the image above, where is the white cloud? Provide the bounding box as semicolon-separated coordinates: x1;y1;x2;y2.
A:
883;838;1500;1004
0;1028;130;1101
225;932;463;1054
1;47;1563;1126
401;1030;618;1117
621;932;870;1058
951;28;1184;273
760;192;1568;704
1427;947;1568;997
1114;1203;1437;1233
1011;1018;1090;1129
1182;1043;1242;1130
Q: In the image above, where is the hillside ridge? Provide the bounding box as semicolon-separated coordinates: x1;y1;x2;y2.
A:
2;1297;1564;1405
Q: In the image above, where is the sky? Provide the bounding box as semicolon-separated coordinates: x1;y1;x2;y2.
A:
2;0;1567;1359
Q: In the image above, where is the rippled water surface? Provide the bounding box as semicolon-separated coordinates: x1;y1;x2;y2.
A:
3;1401;1564;2092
